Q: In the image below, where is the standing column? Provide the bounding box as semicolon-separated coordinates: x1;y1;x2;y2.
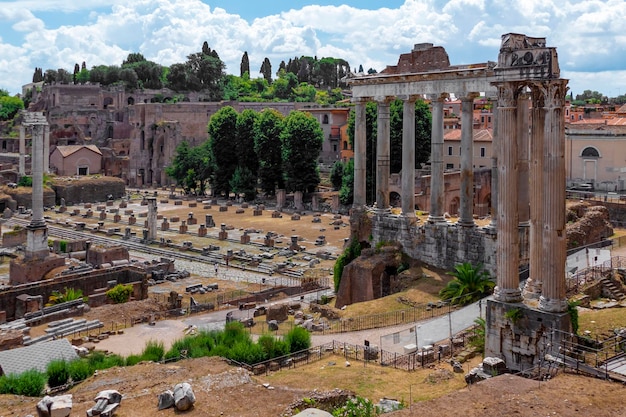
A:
147;197;157;241
30;123;45;228
459;93;478;226
353;99;367;207
428;94;446;223
493;83;522;303
43;124;50;174
489;102;499;230
517;95;530;225
524;88;545;299
19;125;25;176
539;80;569;313
375;98;391;211
401;95;417;217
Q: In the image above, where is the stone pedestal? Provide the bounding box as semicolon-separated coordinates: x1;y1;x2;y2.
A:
85;209;93;218
187;214;197;225
189;202;197;208
264;234;274;247
25;224;49;260
161;219;170;231
128;215;136;225
99;211;107;220
219;206;228;212
276;189;286;209
119;201;127;209
240;232;250;244
253;206;263;216
272;211;282;218
485;299;571;372
289;235;300;251
113;214;121;222
179;221;188;234
218;231;228;240
294;191;304;211
197;225;207;237
205;215;215;227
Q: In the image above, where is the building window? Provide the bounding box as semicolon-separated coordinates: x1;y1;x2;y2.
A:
448;146;452;156
581;147;600;157
333;144;337;152
480;147;486;157
446;163;454;169
488;116;491;123
343;141;348;150
78;166;88;176
322;115;329;124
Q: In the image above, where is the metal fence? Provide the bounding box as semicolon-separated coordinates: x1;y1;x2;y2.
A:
566;256;626;294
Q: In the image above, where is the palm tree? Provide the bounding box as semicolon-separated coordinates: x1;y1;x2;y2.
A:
439;262;495;305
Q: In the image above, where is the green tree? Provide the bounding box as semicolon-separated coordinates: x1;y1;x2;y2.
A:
333;236;361;291
271;70;299;100
0;93;24;120
284;326;311;353
281;111;324;193
254;108;285;195
330;160;344;190
339;159;354;205
166;140;212;195
208;106;239;196
229;166;257;201
260;57;272;84
236;109;259;175
439;262;495;305
240;51;250;77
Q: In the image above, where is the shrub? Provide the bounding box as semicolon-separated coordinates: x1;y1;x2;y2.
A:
140;340;164;362
332;396;379;417
46;359;69;387
284;326;311;353
333;237;362;292
228;341;265;365
68;359;92;382
125;354;142;366
0;370;47;397
258;333;289;360
87;351;125;370
106;284;133;304
47;287;85;306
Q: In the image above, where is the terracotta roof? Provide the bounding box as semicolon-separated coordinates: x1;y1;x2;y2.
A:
444;128;492;142
55;145;102;157
616;104;626;114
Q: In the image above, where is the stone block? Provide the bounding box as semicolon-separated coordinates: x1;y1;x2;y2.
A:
106;201;113;207
83;203;92;209
138;212;147;218
96;205;106;211
179;225;188;234
241;202;249;208
272;211;282;218
187;217;197;225
99;211;107;220
161;222;170;231
203;204;211;209
236;208;245;214
188;202;197;208
240;234;250;244
197;226;207;237
253;209;262;216
128;216;136;225
118;201;127;208
174;200;183;206
124;209;133;215
113;214;121;222
218;231;228;240
170;216;180;223
219;206;228;212
160;200;169;204
140;199;148;206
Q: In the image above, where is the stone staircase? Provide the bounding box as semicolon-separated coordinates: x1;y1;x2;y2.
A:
599;276;626;301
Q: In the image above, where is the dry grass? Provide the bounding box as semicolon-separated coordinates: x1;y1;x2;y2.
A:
578;307;626;338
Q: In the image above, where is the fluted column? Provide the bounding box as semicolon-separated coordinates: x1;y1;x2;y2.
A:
353;99;367;207
147;197;157;241
517;95;530;225
459;93;479;226
428;94;446;223
493;82;523;303
375;98;391;210
524;88;545;299
43;125;50;174
400;95;417;217
539;80;569;313
19;125;25;175
489;103;499;230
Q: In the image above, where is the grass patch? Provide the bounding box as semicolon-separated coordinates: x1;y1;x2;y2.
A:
578;308;626;338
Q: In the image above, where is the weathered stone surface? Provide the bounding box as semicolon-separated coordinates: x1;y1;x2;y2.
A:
157;390;174;410
566;204;614;249
48;395;72;417
95;390;122;405
266;304;289;322
173;382;196;411
482;357;506;375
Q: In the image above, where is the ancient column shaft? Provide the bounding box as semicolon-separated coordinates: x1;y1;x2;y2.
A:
459;94;478;226
489;104;499;229
147;197;157;241
43;125;50;174
493;83;522;302
19;125;25;176
539;80;569;313
525;89;546;299
401;97;416;217
353;100;367;207
375;99;391;210
428;96;446;223
30;124;45;227
516;95;530;225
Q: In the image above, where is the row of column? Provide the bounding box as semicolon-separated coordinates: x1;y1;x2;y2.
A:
353;92;479;227
493;80;568;313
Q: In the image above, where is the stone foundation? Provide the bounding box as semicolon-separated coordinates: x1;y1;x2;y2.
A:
485;299;571;372
9;254;66;285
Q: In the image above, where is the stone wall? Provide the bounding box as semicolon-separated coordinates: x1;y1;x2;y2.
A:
0;266;148;321
4;188;56;209
372;214;501;277
51;177;125;205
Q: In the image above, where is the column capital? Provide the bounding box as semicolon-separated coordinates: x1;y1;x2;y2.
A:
351;97;370;104
374;96;394;104
397;94;421;103
456;92;480;102
426;93;449;102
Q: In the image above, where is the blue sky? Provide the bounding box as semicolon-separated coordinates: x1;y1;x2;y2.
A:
1;0;625;98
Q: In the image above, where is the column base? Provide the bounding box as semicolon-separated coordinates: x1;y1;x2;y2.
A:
374;207;392;216
427;215;447;224
457;219;475;227
25;224;49;260
522;278;542;300
538;295;568;313
493;286;522;303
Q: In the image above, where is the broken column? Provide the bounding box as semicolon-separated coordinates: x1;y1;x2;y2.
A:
205;214;215;227
218;223;228;240
147;196;157;241
161;217;170;231
179;220;188;234
240;230;250;244
187;212;197;225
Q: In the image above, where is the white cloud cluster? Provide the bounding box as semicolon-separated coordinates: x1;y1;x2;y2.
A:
0;0;624;97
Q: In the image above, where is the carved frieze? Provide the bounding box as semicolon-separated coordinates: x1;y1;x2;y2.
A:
496;33;560;79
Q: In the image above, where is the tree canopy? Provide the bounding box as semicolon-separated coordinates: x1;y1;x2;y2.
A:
281;111;324;193
0;90;24;120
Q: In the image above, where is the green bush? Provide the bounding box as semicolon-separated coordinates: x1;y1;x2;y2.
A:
332;396;379;417
125;354;142;366
284;326;311;353
140;340;164;362
0;369;47;397
257;333;290;360
228;341;265;364
46;359;69;387
106;284;133;304
17;176;32;187
87;351;125;370
68;359;92;382
333;237;362;292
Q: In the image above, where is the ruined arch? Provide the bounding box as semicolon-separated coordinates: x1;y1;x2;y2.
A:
103;97;113;109
127;97;135;105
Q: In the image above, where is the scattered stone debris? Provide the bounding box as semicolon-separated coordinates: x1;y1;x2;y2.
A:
86;389;122;417
465;357;507;384
36;394;72;417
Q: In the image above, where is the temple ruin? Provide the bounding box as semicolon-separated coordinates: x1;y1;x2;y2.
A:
348;33;571;371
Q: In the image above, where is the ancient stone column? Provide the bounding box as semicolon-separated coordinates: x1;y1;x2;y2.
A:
400;95;417;217
524;88;546;299
353;99;367;207
428;94;446;223
19;125;25;176
375;98;391;210
294;190;303;211
146;196;157;241
43;124;50;174
539;80;569;313
493;83;522;303
459;93;479;226
517;95;530;225
489;103;499;230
